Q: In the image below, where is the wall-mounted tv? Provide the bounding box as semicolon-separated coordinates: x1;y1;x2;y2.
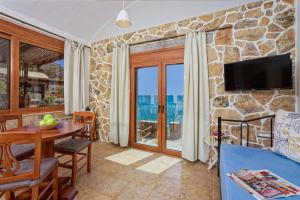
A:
224;53;292;91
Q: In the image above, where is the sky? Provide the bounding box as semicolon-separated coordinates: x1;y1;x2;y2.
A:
55;59;64;67
137;64;184;96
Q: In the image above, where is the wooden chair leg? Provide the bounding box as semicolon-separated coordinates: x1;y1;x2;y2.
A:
4;191;16;200
71;153;77;186
31;186;39;200
93;131;97;141
5;191;11;200
87;144;92;173
10;192;16;200
52;166;59;200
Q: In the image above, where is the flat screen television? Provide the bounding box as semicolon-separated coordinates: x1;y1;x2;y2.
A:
224;53;292;91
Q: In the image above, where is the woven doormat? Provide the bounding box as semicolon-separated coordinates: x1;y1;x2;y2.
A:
137;156;181;174
105;149;153;166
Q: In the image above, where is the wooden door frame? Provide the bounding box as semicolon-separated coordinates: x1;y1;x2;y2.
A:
130;60;162;153
130;46;184;156
161;58;184;157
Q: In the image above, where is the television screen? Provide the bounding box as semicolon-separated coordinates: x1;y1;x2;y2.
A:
224;53;292;91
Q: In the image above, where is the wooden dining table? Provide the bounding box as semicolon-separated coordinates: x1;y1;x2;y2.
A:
12;120;84;199
13;120;84;157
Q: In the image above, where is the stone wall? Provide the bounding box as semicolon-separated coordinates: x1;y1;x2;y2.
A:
90;0;296;147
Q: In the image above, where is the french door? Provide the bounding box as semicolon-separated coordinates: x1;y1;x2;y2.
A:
130;47;184;156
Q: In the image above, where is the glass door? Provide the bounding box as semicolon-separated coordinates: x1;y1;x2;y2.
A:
135;66;159;148
164;63;184;153
130;47;184;156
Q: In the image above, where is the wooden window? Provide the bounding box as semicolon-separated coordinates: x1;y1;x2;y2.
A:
0;19;64;114
0;35;10;110
19;43;64;108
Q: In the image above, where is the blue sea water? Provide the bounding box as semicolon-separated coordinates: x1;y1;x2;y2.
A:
137;95;183;124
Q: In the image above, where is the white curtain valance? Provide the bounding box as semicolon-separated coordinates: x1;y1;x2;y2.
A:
64;40;90;114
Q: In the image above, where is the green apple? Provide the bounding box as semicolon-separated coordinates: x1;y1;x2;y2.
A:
46;118;57;125
43;114;53;121
39;120;47;126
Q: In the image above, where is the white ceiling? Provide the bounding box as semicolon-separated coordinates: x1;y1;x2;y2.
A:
0;0;254;45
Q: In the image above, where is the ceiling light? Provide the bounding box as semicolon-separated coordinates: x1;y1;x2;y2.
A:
116;0;132;28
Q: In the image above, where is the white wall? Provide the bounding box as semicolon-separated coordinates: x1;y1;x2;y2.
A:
91;0;254;42
0;0;254;44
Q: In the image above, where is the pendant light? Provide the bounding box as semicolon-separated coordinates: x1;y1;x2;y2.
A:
115;0;132;28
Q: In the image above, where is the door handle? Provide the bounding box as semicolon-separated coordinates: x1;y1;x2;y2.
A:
161;105;165;113
158;105;161;113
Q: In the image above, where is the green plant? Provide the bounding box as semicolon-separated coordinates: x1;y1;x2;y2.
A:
0;80;7;94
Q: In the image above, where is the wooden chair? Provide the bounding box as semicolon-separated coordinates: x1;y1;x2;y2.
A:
0;130;59;200
0;114;35;160
54;112;94;186
72;111;96;141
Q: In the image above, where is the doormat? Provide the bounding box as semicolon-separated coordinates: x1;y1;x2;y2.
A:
137;156;181;174
105;149;153;166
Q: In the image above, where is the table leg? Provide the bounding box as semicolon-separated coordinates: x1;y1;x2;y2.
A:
42;141;55;157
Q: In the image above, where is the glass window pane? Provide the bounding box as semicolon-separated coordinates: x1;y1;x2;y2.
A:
136;66;158;147
19;43;64;108
166;63;184;151
0;38;10;110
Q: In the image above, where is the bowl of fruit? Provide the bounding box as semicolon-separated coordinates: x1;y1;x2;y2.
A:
38;114;60;130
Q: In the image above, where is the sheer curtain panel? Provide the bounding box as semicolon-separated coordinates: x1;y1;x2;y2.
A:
182;32;210;162
110;45;130;147
64;40;90;114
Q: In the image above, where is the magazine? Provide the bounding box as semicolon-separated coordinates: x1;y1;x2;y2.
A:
227;169;300;200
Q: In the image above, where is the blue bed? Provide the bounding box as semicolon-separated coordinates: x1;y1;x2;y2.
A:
220;144;300;200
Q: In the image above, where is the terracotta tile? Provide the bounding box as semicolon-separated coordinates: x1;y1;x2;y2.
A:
75;184;112;200
68;142;220;200
147;191;180;200
101;177;128;197
114;180;156;200
152;177;182;198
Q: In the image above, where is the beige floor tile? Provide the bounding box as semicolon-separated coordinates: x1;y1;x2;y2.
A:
147;191;180;200
66;142;220;200
100;177;129;197
75;184;112;200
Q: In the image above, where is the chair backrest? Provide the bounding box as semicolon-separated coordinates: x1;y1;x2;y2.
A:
0;130;42;184
73;111;96;140
0;114;22;132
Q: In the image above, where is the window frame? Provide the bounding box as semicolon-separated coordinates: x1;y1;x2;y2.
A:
0;32;11;113
0;19;64;114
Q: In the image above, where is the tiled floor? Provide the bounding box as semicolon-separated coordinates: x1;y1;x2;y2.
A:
60;142;220;200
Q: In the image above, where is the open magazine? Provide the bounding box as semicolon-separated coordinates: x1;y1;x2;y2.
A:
227;169;300;200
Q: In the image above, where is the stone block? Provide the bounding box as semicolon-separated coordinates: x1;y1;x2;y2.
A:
215;28;233;45
276;28;295;53
234;95;264;114
224;46;240;64
234;28;266;41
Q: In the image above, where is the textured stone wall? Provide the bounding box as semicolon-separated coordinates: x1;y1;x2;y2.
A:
90;0;296;147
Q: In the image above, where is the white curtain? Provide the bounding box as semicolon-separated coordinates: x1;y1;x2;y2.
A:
110;45;130;147
64;40;90;114
182;32;210;162
296;0;300;112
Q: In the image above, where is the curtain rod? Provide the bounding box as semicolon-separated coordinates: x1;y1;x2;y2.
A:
129;24;233;47
0;12;91;48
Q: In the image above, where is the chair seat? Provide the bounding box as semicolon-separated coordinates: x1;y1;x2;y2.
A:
54;138;91;153
0;157;58;191
11;144;35;161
